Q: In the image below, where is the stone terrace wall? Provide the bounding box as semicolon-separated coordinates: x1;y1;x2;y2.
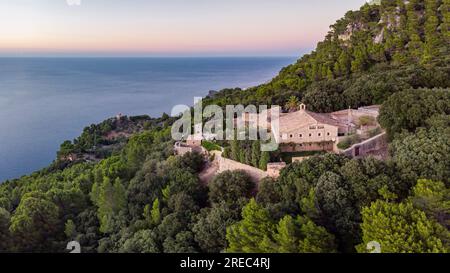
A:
341;132;387;158
218;156;268;183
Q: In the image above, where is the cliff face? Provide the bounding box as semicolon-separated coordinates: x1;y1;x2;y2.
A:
281;0;449;81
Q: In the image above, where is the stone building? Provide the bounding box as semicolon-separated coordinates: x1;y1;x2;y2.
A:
272;104;380;153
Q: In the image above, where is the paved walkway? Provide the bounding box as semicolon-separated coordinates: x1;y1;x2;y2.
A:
198;151;222;185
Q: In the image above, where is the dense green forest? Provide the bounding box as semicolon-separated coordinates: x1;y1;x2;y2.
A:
203;0;450;112
0;0;449;253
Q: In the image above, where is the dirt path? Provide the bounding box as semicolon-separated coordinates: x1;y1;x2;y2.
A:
198;151;221;185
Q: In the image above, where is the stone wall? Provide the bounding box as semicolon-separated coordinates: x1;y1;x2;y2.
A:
174;142;205;156
266;162;286;178
218;156;268;183
341;132;387;158
174;146;193;156
280;141;334;153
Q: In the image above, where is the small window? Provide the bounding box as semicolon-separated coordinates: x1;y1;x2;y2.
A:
327;132;330;136
299;134;303;138
309;133;312;137
318;133;321;137
290;134;293;138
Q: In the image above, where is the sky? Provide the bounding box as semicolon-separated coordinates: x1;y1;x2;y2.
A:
0;0;366;57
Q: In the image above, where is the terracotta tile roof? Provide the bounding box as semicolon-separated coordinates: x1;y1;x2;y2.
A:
277;110;347;132
306;111;346;127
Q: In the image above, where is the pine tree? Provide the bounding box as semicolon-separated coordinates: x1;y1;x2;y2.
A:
143;204;151;224
162;185;171;201
351;46;368;73
97;178;114;233
441;0;450;48
9;194;60;251
95;177;126;233
113;178;126;210
333;62;341;77
226;199;275;253
338;51;351;76
227;206;337;253
397;0;410;59
271;216;299;253
422;0;441;63
231;139;240;161
151;198;161;225
251;141;261;168
358;200;450;253
368;42;387;62
285;96;301;112
259;151;270;171
64;219;76;239
244;150;252;165
0;208;12;252
406;0;424;60
320;65;328;80
143;198;161;226
410;179;450;229
297;217;337;253
326;67;334;80
239;150;246;164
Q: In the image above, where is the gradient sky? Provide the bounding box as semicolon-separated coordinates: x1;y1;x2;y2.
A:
0;0;366;57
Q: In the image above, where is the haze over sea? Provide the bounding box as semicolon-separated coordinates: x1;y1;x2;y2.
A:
0;57;295;182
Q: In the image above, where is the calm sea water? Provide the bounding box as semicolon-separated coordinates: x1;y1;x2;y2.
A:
0;57;295;181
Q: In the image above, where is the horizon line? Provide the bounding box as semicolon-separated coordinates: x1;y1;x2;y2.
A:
0;55;299;58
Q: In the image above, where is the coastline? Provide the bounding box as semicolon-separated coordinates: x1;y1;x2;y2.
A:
0;57;297;182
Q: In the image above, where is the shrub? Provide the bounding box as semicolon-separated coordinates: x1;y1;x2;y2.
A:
358;116;376;126
202;141;222;152
337;135;361;150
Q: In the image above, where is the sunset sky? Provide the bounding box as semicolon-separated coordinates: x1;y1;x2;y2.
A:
0;0;365;57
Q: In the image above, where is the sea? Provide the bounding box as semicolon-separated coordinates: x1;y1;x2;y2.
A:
0;57;296;182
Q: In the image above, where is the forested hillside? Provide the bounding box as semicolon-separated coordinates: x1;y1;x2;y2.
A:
0;0;449;253
204;0;450;112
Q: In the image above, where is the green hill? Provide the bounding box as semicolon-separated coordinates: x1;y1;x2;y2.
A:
0;0;448;254
204;0;450;112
